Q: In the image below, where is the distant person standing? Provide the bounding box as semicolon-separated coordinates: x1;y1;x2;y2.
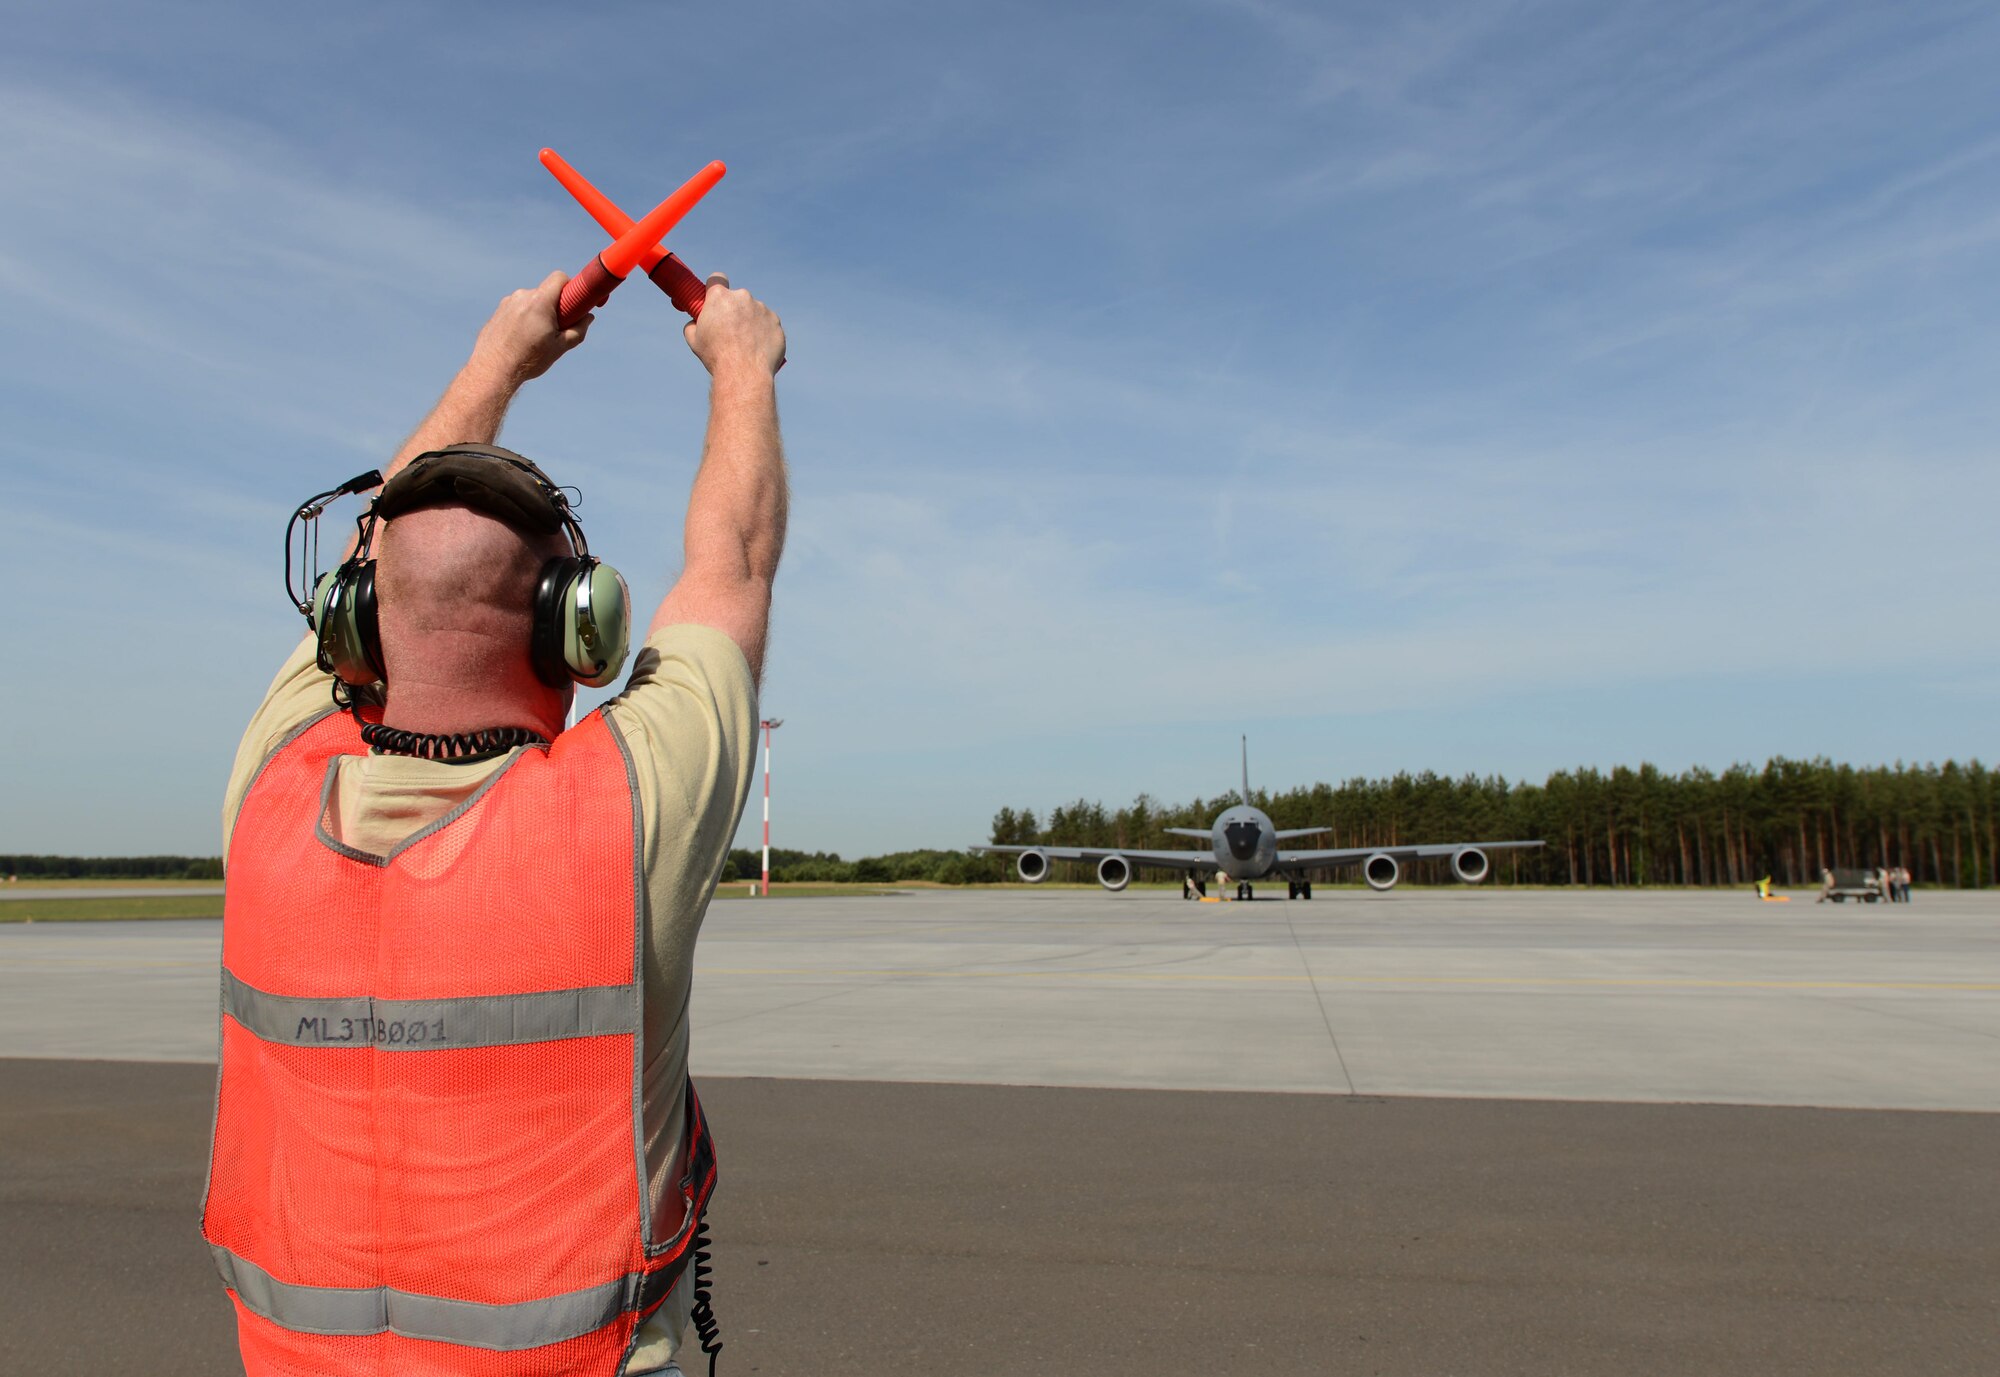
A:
1898;864;1914;903
1816;868;1835;903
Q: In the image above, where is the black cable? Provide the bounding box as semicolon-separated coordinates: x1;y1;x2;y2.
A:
358;717;549;763
284;470;382;614
688;1216;722;1377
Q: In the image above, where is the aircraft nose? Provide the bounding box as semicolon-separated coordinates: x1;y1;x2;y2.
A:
1223;822;1261;860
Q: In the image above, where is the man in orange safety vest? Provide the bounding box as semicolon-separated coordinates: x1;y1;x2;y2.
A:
205;268;787;1376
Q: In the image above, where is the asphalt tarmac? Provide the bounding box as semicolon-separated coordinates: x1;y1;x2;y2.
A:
4;890;1997;1373
5;1059;1994;1376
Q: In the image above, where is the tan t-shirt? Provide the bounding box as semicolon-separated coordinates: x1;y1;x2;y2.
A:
221;623;756;1363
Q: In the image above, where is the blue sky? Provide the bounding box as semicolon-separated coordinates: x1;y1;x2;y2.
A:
3;0;1997;858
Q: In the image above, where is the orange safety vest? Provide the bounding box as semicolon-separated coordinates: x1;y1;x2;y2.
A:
202;708;716;1377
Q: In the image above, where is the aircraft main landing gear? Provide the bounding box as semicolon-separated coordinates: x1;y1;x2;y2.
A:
1287;880;1317;900
1182;876;1209;901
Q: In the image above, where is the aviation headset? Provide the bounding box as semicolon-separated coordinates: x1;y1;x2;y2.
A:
284;444;632;695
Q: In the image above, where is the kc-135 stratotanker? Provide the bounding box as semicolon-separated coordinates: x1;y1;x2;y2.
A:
974;739;1544;901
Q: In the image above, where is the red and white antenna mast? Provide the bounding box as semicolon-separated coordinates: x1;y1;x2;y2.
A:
760;718;783;897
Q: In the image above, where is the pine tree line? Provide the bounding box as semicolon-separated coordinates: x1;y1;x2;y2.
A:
1;855;225;881
13;757;1994;890
989;758;2000;888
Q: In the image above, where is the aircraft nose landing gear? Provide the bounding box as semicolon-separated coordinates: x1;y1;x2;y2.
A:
1236;881;1252;901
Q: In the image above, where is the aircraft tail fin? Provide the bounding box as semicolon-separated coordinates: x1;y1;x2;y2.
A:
1241;735;1250;805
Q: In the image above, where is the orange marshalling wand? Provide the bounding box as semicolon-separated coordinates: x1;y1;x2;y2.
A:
553;158;727;328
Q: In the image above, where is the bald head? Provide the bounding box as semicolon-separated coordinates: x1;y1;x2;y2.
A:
373;504;570;735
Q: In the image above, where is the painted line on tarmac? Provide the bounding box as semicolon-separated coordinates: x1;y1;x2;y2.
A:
699;966;2000;992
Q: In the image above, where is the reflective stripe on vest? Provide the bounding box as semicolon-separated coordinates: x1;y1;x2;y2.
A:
220;967;639;1049
211;1245;650;1350
203;709;714;1372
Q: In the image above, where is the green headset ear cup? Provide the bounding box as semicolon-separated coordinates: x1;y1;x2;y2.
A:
310;562;383;686
530;557;628;688
565;562;631;688
531;557;583;687
354;563;382;679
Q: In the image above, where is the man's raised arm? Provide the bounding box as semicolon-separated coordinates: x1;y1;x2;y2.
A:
384;271;592;487
654;273;789;683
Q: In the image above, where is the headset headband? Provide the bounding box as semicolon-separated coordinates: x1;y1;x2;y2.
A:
374;444;588;556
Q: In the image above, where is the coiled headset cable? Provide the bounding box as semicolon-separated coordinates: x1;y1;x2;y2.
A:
357;720;549;763
688;1215;723;1376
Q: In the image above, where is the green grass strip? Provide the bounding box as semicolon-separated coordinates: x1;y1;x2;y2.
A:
0;896;226;923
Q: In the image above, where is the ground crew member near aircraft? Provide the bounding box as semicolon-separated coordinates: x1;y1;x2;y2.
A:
204;269;787;1375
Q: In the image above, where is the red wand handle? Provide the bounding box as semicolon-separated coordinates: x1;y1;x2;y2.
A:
647;253;707;319
647;259;785;369
557;255;619;330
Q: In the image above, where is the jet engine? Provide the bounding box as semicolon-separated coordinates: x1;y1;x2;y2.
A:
1450;847;1491;884
1097;855;1133;892
1016;850;1050;883
1363;852;1400;891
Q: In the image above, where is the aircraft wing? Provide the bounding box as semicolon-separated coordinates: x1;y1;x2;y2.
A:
1276;840;1545;866
972;845;1214;872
